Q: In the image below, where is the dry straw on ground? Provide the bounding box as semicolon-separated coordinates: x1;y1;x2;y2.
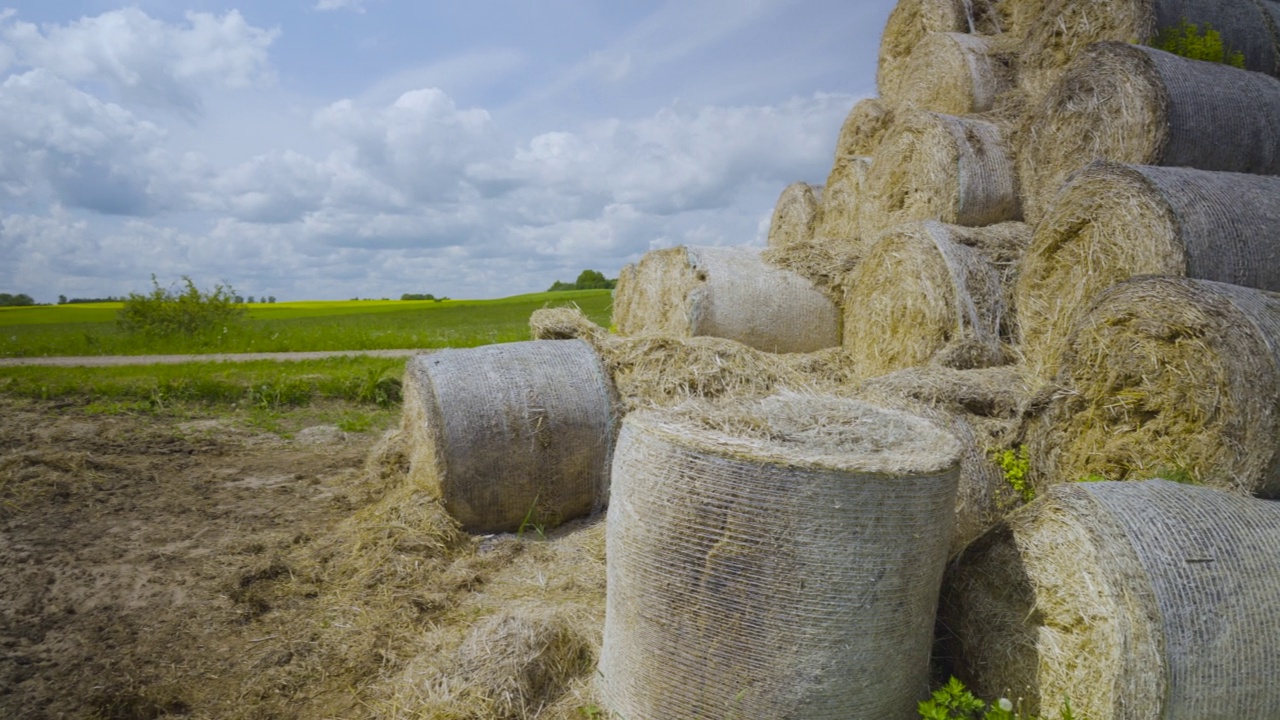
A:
832;98;894;161
612;246;840;353
878;0;1009;101
1018;0;1280;97
886;32;1016;114
600;394;961;719
1026;277;1280;498
767;182;824;249
856;365;1031;555
529;306;861;410
942;480;1280;719
761;235;864;304
844;221;1030;377
402;340;617;533
813;155;871;243
1018;43;1280;223
861;110;1020;236
1015;162;1280;380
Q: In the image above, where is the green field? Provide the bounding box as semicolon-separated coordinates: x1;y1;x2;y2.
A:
0;290;613;409
0;290;613;358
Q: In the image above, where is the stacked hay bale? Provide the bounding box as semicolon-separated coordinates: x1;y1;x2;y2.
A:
942;480;1280;719
1017;0;1280;97
843;221;1029;377
1018;42;1280;222
613;246;840;353
859;109;1021;236
1025;277;1280;498
402;340;617;533
766;182;823;249
1015;162;1280;378
885;32;1017;114
600;394;962;719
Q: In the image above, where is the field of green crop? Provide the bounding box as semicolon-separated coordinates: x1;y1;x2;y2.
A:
0;290;613;358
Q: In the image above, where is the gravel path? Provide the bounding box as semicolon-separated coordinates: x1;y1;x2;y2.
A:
0;348;429;367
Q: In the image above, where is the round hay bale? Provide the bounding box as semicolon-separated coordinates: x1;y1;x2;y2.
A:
832;98;895;160
1018;42;1280;223
886;32;1017;114
1015;162;1280;380
612;246;840;353
942;479;1280;719
403;340;617;532
599;394;962;719
1026;277;1280;497
878;0;1007;100
844;221;1030;377
860;111;1020;236
766;181;823;249
813;155;872;243
857;365;1030;555
1019;0;1280;97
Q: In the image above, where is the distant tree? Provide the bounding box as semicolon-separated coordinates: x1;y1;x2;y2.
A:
547;269;617;292
0;293;35;306
58;294;67;305
267;296;276;303
234;295;245;304
401;293;437;301
247;295;256;304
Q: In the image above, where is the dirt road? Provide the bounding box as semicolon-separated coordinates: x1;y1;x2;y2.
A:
0;349;427;367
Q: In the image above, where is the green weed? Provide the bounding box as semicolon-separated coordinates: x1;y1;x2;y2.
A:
117;275;246;339
993;445;1034;503
1153;20;1245;68
919;677;1086;720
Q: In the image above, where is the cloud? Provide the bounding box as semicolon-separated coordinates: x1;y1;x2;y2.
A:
0;69;173;215
0;9;278;111
314;0;369;12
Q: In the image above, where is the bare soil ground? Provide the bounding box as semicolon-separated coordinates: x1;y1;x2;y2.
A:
0;397;606;720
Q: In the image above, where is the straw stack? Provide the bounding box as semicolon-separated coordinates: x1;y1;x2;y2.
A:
767;182;824;249
885;32;1016;114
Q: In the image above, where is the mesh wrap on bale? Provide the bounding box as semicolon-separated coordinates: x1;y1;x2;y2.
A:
612;245;840;353
1019;0;1280;97
942;480;1280;719
857;365;1029;555
767;182;823;249
861;110;1020;236
1018;42;1280;223
403;340;616;532
599;395;961;720
832;98;895;160
886;32;1016;114
844;221;1029;377
1016;162;1280;380
878;0;1009;100
1027;277;1280;497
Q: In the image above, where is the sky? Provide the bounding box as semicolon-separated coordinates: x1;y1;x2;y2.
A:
0;0;892;302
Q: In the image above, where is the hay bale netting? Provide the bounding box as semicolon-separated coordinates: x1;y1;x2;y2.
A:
612;246;840;353
766;182;824;249
599;394;962;719
1026;277;1280;497
857;365;1031;555
878;0;1009;101
402;340;617;532
1015;162;1280;379
812;155;872;244
832;98;895;161
942;479;1280;719
860;110;1020;236
1018;43;1280;223
885;32;1017;114
1019;0;1280;97
844;221;1030;376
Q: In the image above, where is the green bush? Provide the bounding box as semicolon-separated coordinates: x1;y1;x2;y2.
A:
548;269;617;292
0;293;35;306
1153;20;1246;68
117;275;246;338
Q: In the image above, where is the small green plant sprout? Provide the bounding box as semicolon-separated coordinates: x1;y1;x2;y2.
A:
919;677;986;720
993;445;1034;503
1153;463;1197;485
1077;472;1109;483
516;495;547;540
1153;20;1246;68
